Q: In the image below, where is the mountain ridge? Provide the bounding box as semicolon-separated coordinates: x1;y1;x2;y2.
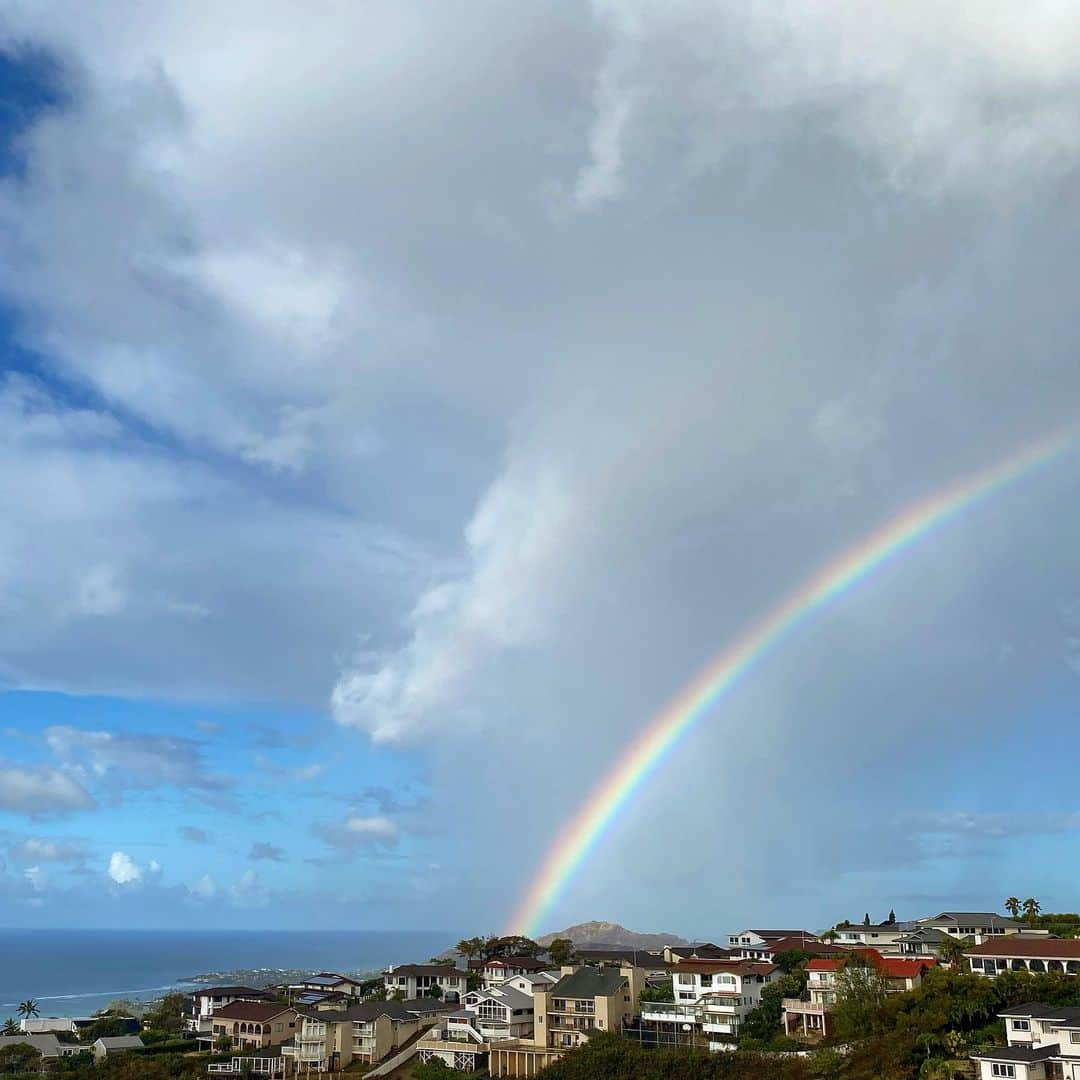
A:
536;920;688;949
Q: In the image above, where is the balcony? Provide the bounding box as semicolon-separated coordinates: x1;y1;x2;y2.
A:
782;999;831;1014
640;1002;700;1024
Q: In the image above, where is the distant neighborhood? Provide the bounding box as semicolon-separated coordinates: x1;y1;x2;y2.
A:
4;900;1080;1080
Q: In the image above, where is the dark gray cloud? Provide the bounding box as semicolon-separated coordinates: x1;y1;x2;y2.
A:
248;841;286;862
179;826;211;844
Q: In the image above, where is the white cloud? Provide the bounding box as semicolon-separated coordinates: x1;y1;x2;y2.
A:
0;763;95;815
107;850;142;885
8;838;85;863
315;814;401;852
76;565;126;617
190;873;216;899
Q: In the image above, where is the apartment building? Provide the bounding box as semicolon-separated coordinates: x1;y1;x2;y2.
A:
640;960;776;1047
782;952;935;1038
968;939;1080;977
972;1002;1080;1080
383;964;467;1002
210;1002;298;1051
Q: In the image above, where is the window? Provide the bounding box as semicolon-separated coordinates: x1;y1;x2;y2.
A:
1011;1020;1030;1032
990;1064;1015;1078
1070;1031;1080;1044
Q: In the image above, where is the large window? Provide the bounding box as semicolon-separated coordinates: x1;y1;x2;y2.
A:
991;1064;1015;1078
1011;1019;1030;1032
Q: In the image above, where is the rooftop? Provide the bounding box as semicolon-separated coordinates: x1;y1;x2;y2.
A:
968;938;1080;958
549;966;628;999
212;1002;294;1022
386;964;464;977
972;1044;1059;1063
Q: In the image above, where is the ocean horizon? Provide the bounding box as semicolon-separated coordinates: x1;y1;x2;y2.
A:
0;928;457;1016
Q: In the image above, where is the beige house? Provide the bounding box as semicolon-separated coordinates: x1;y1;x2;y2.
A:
286;999;446;1071
384;964;467;1002
211;1002;298;1051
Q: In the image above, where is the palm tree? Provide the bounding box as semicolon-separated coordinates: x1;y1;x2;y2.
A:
937;933;968;968
1005;897;1021;919
456;937;484;961
1022;898;1042;921
16;1000;39;1020
1;1018;19;1036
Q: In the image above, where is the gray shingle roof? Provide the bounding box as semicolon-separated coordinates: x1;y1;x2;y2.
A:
972;1044;1058;1063
549;966;627;999
0;1035;62;1057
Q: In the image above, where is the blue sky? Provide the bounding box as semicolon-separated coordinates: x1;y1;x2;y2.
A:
3;4;1080;934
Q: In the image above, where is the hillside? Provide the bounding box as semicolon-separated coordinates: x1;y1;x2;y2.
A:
537;921;688;949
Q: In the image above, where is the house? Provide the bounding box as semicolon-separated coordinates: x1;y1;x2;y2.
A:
20;1018;80;1035
573;949;671;976
384;964;467;1002
206;1046;294;1080
210;1002;298;1051
504;971;559;996
917;912;1036;944
0;1033;84;1061
970;1001;1080;1080
726;930;819;961
893;927;955;958
782;951;935;1039
287;974;362;1000
92;1036;145;1061
286;999;447;1071
967;938;1080;977
189;986;270;1040
533;964;645;1050
482;957;549;984
831;921;915;951
416;984;535;1072
662;944;732;963
640;960;777;1047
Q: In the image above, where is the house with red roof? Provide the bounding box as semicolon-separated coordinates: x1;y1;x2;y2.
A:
782;950;935;1039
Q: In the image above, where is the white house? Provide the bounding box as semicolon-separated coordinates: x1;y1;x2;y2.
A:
481;957;549;985
967;939;1080;978
640;960;776;1049
503;971;558;996
188;986;269;1040
384;964;467;1002
725;930;816;961
917;912;1035;944
971;1002;1080;1080
92;1036;144;1061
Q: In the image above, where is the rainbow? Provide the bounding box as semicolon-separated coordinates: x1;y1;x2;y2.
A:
506;426;1076;935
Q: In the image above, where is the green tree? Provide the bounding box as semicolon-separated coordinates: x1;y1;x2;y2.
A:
740;970;806;1042
547;938;575;966
832;956;889;1040
1023;898;1042;920
638;984;674;1004
16;1000;39;1020
1;1017;19;1036
214;1034;233;1053
937;933;968;968
412;1059;455;1080
0;1042;41;1075
1005;897;1021;919
456;937;484;962
863;912;871;926
427;983;443;999
143;993;188;1035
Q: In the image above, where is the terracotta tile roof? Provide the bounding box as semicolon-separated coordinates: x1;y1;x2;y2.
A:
674;959;777;976
806;950;934;979
968;938;1080;959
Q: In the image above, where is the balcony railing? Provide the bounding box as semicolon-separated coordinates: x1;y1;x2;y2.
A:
782;999;831;1014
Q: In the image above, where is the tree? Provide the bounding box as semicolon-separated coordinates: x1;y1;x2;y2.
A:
1;1017;19;1035
1005;897;1021;919
16;1000;39;1020
456;937;484;961
937;933;968;968
740;971;807;1042
863;912;871;926
832;957;889;1040
638;984;674;1004
0;1042;40;1075
412;1059;454;1080
1023;898;1042;920
214;1034;233;1053
887;909;896;925
820;929;839;943
144;992;188;1035
427;983;443;1000
547;938;575;966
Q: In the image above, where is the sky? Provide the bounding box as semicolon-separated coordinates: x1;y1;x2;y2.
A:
1;1;1080;935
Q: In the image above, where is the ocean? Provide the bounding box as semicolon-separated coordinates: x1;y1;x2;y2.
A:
0;928;455;1017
